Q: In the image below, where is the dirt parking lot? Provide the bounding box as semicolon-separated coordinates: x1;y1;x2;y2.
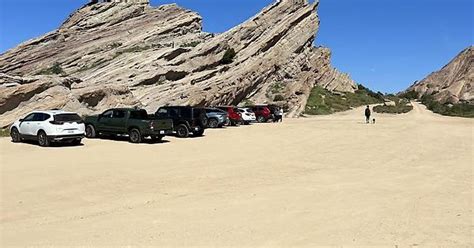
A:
0;103;472;247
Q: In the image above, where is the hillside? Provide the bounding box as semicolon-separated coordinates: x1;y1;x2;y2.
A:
406;46;473;104
0;0;358;127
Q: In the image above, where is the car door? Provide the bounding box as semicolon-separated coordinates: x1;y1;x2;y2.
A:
96;110;114;132
110;109;127;133
30;113;50;136
18;113;36;137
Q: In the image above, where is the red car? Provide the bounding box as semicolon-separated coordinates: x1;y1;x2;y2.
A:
216;106;242;126
250;105;272;123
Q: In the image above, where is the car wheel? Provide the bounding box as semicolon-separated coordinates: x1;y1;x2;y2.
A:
37;131;50;147
208;118;219;128
129;128;142;143
10;127;21;143
176;124;189;138
257;116;266;123
85;124;96;138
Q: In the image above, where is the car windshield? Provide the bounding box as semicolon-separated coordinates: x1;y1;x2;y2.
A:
54;114;82;122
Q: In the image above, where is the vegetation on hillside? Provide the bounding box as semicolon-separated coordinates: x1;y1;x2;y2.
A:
373;97;413;114
399;90;419;100
221;48;236;64
35;63;65;76
399;90;473;118
0;129;10;137
421;95;474;118
304;84;384;115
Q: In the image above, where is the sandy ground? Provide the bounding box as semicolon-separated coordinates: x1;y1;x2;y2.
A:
0;102;472;247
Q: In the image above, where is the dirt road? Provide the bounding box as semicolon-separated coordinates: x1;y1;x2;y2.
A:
1;103;472;247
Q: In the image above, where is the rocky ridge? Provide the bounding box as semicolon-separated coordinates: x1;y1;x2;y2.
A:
407;46;473;104
0;0;357;127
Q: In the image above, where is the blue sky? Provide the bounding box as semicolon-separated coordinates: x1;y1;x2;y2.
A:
0;0;472;93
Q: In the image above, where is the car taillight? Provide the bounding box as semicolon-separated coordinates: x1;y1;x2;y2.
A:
49;121;63;125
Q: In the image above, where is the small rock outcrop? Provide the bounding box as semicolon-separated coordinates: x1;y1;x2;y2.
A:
0;0;357;127
407;46;473;104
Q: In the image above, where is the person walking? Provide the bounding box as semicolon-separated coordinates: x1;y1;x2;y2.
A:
277;107;284;122
365;105;371;124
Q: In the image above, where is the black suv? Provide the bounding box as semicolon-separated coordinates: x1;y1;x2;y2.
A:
155;106;207;138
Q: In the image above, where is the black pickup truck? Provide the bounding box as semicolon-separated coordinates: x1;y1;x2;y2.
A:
155;106;207;138
84;108;173;143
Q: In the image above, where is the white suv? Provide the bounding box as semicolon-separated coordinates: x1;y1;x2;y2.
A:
238;108;256;125
10;110;85;147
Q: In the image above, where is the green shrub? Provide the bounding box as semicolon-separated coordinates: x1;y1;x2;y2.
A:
35;63;65;76
270;82;285;94
221;48;236;64
421;95;474;118
374;104;413;114
399;90;419;100
0;129;9;137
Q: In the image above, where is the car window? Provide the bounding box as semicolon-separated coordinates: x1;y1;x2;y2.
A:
113;110;126;119
181;108;191;117
130;110;148;119
22;113;35;121
32;113;45;122
102;110;113;118
156;108;168;117
169;108;179;117
42;114;51;121
54;114;81;122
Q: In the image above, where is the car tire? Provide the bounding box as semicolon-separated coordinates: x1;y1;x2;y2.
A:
257;116;266;123
176;124;189;138
85;124;97;138
37;131;50;147
208;118;219;128
10;127;21;143
129;128;142;143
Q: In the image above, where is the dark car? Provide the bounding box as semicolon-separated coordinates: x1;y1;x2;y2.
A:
203;108;229;128
249;105;272;123
155;106;207;138
216;106;242;126
84;108;173;143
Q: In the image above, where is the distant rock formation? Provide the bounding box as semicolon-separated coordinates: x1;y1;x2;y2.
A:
407;46;473;104
0;0;357;127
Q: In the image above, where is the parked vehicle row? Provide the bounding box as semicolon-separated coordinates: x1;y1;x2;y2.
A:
9;104;281;147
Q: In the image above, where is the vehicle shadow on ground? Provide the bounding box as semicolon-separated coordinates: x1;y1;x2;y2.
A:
96;136;171;144
18;140;85;148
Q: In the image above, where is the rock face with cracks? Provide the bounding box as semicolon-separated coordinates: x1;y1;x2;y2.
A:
0;0;357;127
407;46;473;104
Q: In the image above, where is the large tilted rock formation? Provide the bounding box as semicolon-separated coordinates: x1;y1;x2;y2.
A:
0;0;357;127
407;46;473;104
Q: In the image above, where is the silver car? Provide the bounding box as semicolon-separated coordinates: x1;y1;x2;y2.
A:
204;108;229;128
